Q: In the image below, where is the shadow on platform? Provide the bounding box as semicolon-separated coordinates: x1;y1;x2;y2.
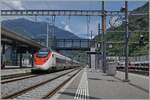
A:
113;76;149;93
88;77;121;82
58;91;101;99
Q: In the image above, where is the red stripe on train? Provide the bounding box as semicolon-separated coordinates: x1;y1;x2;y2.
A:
34;52;52;65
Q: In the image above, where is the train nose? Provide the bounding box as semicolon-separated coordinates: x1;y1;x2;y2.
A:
34;65;40;68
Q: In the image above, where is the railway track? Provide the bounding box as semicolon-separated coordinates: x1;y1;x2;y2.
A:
1;68;75;84
2;68;81;99
42;69;81;99
1;72;32;80
1;74;40;84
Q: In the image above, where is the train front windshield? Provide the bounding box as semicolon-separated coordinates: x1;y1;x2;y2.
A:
37;48;49;57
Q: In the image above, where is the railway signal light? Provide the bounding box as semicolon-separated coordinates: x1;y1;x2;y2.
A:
139;34;144;46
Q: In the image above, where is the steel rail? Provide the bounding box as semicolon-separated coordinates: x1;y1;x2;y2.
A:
42;68;81;99
2;68;79;99
1;72;32;80
1;74;41;84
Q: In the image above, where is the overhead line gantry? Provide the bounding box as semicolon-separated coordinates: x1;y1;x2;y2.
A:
1;10;148;16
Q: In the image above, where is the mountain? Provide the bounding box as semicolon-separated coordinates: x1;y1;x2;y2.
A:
95;2;149;56
2;18;86;61
1;18;80;39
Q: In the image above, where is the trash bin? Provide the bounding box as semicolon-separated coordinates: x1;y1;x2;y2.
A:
106;59;117;76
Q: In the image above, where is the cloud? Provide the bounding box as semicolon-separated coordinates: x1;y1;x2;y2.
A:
64;25;73;33
12;1;24;9
1;0;24;10
59;20;73;33
61;21;66;25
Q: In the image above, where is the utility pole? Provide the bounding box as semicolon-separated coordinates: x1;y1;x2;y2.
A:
102;1;106;73
98;23;101;36
124;1;129;82
96;23;101;70
46;20;49;47
90;31;93;40
52;16;55;40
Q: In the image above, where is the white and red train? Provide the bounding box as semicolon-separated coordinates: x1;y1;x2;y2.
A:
32;48;80;72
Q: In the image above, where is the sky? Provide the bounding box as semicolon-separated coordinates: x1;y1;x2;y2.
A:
0;0;148;38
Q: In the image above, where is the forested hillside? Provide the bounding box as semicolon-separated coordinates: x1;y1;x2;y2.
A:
96;2;149;56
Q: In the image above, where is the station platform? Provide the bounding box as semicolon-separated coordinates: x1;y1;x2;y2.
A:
1;66;32;76
52;67;149;99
